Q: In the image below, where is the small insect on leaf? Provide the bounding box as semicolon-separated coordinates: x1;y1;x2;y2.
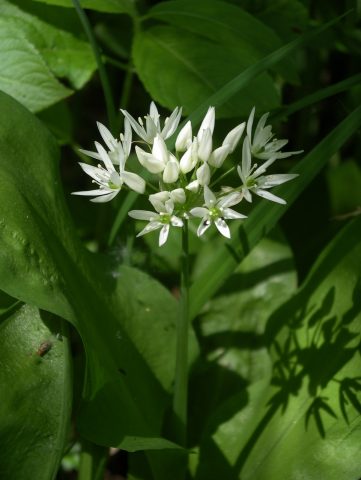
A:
36;340;53;357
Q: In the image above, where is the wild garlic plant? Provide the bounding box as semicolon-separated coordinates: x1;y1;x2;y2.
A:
73;103;300;245
73;102;301;444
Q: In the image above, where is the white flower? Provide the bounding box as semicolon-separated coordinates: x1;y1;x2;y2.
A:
175;121;192;152
121;102;182;144
129;200;183;246
73;142;145;202
79;119;132;166
222;122;246;153
197;107;215;141
180;138;198;174
190;185;245;238
237;137;298;204
149;189;186;212
247;107;302;160
163;154;180;183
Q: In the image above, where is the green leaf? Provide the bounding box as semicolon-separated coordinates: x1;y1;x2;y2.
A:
31;0;137;15
179;12;350;129
256;0;309;42
0;90;183;452
194;217;361;480
189;232;297;447
189;104;361;319
132;25;280;118
146;0;297;83
0;305;72;480
0;0;96;111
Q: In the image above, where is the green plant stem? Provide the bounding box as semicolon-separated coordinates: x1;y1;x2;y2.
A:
173;219;190;447
72;0;117;133
78;440;108;480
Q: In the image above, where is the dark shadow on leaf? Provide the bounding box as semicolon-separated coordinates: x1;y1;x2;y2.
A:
305;395;337;438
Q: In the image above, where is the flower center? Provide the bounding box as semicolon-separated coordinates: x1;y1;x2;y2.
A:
160;213;171;224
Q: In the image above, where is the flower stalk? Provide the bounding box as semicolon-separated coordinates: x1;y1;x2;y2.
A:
173;219;190;446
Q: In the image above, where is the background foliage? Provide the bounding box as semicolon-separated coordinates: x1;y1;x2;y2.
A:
0;0;360;479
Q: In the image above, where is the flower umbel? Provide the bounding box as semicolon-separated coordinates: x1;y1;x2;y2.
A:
74;102;301;245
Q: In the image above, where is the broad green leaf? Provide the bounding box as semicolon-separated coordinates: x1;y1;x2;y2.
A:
132;25;280;118
189;232;297;447
189;105;361;319
195;217;361;480
256;0;309;41
31;0;137;15
0;0;96;111
146;0;297;83
0;90;182;453
0;305;72;480
179;13;350;129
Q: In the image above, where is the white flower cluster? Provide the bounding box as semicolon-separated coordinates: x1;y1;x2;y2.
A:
73;103;301;246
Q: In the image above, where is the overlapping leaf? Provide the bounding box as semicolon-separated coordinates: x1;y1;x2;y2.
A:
0;304;72;480
0;0;96;111
194;217;361;480
0;90;182;451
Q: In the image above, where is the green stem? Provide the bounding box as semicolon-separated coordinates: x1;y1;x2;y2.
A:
72;0;117;133
78;440;108;480
210;165;236;188
173;219;190;446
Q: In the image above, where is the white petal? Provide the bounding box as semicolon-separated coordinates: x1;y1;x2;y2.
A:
175;120;192;152
135;146;165;173
78;162;108;182
254;188;286;204
237;164;247;184
203;185;216;206
186;180;200;192
162;107;182;139
123;118;132;157
246;107;255;142
208;145;230;168
253;112;270;147
122;171;146;193
261;173;298;187
180;140;198;174
197;217;211;237
165;199;175;214
223;208;247;220
253;156;277;177
215;218;231;238
198;106;215;139
90;191;119;203
72;188;112;196
242;137;252;177
152;134;169;164
120;109;147;141
163;158;179;183
129;210;158;221
149;102;159;123
97;122;117;151
190;207;208;218
171;215;184;227
196;163;211;186
95;142;115;172
198;128;212;162
218;191;243;208
170;188;186;204
222;122;246;153
149;191;170;211
79;148;102;161
137;221;162;237
159;224;170;246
